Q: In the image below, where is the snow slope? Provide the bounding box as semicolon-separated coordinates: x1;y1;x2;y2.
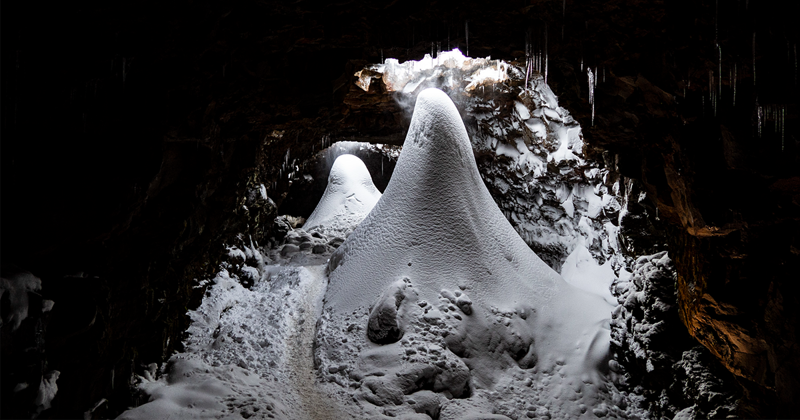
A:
303;154;382;237
316;88;616;418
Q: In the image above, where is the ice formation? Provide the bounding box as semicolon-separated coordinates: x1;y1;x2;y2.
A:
117;52;732;420
316;88;614;418
303;154;382;237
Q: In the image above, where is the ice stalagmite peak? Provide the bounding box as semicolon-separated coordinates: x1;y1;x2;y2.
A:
318;88;613;417
323;88;566;314
303;154;381;237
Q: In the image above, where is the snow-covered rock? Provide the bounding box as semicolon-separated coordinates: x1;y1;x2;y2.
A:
0;269;42;331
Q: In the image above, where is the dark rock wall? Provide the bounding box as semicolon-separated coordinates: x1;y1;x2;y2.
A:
2;0;797;418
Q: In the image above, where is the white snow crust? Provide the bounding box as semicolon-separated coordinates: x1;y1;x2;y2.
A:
303;154;382;237
316;88;616;418
324;89;569;314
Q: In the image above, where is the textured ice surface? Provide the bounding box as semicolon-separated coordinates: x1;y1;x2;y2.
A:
317;88;615;418
325;89;567;314
303;154;382;237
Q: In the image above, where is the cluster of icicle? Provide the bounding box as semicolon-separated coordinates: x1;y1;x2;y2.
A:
524;31;548;87
756;103;788;150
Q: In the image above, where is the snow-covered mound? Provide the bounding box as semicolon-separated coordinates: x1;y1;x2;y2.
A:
316;88;615;418
325;88;565;314
303;154;381;237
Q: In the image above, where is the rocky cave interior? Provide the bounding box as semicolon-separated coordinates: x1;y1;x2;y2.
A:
1;0;798;419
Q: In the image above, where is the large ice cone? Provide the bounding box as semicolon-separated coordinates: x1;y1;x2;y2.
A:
303;154;381;237
326;88;564;313
318;89;612;416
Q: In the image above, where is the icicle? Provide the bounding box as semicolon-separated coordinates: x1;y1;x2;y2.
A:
713;89;717;117
781;106;785;150
588;68;595;126
774;105;778;133
733;63;737;107
465;21;469;56
538;49;542;74
757;102;762;138
525;59;531;90
544;25;548;85
709;70;715;116
718;45;722;98
715;0;718;44
563;0;566;16
580;57;583;72
603;67;605;83
753;32;757;85
594;67;598;88
381;49;384;64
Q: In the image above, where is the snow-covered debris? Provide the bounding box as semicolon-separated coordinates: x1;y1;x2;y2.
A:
303;154;382;237
610;252;675;372
316;88;616;418
358;49;510;96
119;259;345;419
608;251;740;418
671;347;739;418
34;370;60;415
0;269;42;331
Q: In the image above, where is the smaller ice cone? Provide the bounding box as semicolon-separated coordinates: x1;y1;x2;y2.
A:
303;154;382;237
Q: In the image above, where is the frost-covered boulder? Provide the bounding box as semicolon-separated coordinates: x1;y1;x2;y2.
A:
303;154;381;237
317;88;615;418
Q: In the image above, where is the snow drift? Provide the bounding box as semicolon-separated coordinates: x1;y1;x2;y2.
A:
317;88;614;418
303;154;382;237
